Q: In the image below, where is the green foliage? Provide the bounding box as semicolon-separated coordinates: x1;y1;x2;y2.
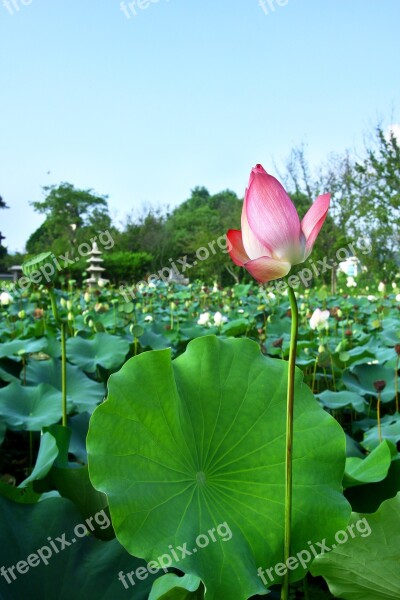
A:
0;496;156;600
87;335;350;600
26;183;116;256
351;127;400;279
163;187;242;283
311;493;400;600
115;188;243;284
0;282;399;598
101;250;153;283
149;574;204;599
284;126;400;288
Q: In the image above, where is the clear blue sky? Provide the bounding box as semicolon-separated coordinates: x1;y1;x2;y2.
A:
1;0;399;252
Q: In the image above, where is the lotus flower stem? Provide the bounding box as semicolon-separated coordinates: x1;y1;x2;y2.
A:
48;288;59;323
330;354;336;392
281;285;299;600
311;357;318;393
61;321;67;427
377;394;382;443
48;289;68;427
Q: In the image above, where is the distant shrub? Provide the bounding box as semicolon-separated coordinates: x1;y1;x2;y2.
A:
102;251;153;283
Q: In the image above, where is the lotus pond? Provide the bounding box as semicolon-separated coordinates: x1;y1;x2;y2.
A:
0;281;399;600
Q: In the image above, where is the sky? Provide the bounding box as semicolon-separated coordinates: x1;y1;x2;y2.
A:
0;0;399;252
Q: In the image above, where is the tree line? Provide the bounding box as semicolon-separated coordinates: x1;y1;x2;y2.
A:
0;124;399;286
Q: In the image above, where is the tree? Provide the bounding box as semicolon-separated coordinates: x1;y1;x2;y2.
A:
283;126;400;286
163;187;242;283
116;205;169;271
26;183;116;255
350;126;400;280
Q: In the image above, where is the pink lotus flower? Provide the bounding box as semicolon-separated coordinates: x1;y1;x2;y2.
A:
227;164;330;283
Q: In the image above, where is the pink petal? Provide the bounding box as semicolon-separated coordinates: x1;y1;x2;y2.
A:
241;202;272;260
245;164;301;256
301;193;330;259
226;230;250;266
243;256;291;284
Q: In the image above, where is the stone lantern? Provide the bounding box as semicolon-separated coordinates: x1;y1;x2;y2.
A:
85;242;108;289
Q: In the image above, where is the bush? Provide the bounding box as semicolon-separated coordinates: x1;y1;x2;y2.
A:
102;251;153;283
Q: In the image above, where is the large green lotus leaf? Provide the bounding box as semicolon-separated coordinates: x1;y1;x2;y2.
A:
344;459;400;513
317;390;367;413
0;337;48;361
0;382;66;430
370;341;398;367
87;335;350;600
19;431;59;487
361;413;400;451
66;332;130;373
345;434;364;458
149;574;204;600
138;327;172;351
343;364;395;403
0;496;157;600
337;345;376;368
343;440;392;488
68;412;90;463
380;318;400;345
311;493;400;599
34;465;115;541
0;364;19;384
29;424;113;540
0;479;42;503
25;358;105;413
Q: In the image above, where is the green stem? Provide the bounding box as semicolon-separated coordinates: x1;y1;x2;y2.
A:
48;288;59;323
311;356;318;393
330;354;336;392
61;321;67;427
377;394;382;443
281;285;299;600
47;288;67;427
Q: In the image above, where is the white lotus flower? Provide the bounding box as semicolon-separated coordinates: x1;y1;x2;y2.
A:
214;311;228;326
396;294;400;302
144;315;153;322
197;312;210;326
309;308;330;330
346;276;357;288
0;291;12;306
378;281;386;293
